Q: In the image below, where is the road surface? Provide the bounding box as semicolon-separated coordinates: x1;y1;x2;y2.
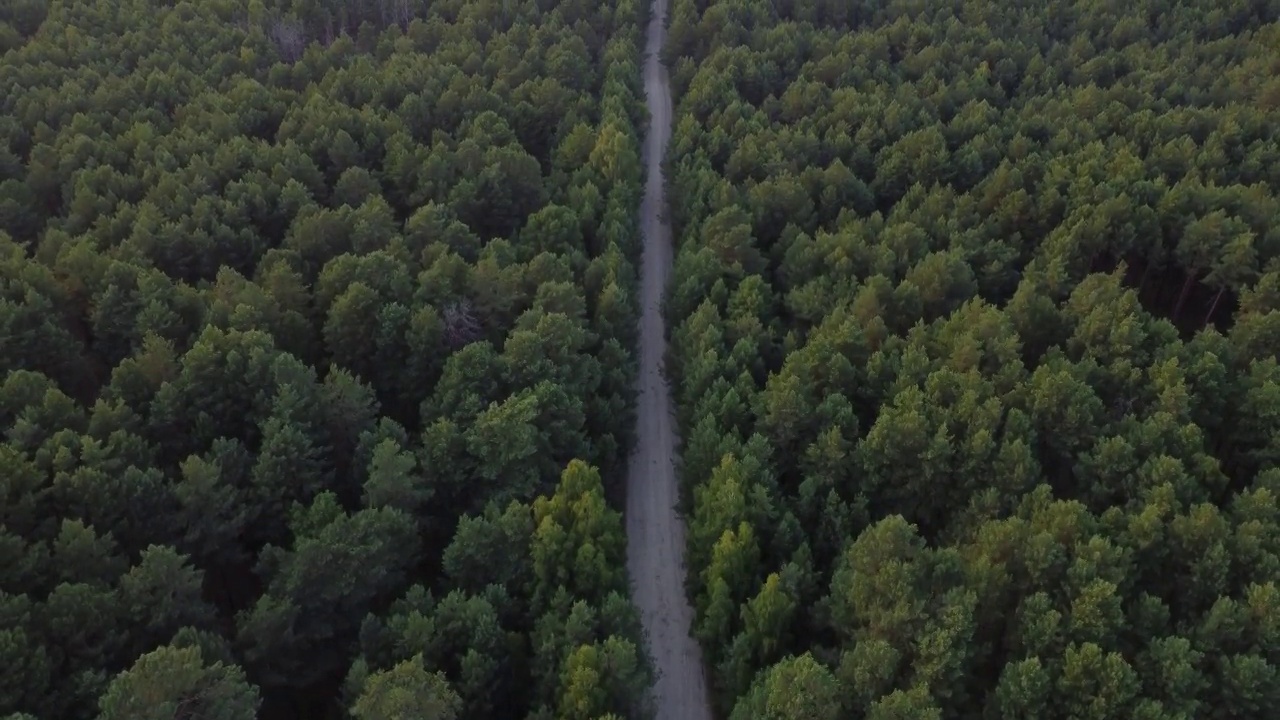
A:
626;1;715;719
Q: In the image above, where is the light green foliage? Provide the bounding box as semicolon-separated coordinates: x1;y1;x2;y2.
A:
96;645;260;720
729;653;842;720
349;655;460;720
532;460;629;609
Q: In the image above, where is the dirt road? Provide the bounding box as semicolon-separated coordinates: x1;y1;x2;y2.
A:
625;1;715;719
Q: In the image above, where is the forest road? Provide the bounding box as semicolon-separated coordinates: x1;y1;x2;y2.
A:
625;1;715;720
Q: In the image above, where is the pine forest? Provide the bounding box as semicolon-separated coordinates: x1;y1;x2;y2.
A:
0;1;1278;719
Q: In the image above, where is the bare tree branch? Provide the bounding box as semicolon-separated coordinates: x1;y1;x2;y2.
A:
442;299;482;349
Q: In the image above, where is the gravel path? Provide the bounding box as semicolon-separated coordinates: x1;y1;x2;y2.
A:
625;1;715;719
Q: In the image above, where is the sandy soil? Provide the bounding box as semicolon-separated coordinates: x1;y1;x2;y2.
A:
625;1;716;719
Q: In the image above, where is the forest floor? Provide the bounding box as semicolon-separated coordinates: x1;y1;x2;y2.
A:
625;1;716;719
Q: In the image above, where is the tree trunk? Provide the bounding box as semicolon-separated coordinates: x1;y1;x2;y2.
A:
1137;257;1153;293
1172;270;1196;321
1204;286;1226;327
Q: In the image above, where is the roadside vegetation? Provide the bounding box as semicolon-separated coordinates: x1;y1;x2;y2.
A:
662;1;1280;717
0;1;653;718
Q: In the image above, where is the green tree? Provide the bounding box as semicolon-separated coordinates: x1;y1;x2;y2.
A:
729;654;842;720
96;645;259;720
350;654;461;720
236;494;418;689
531;461;627;610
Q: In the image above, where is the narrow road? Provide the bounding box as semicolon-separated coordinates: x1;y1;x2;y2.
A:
626;1;715;719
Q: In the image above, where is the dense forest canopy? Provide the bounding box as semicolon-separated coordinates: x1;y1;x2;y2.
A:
5;0;1280;719
1;0;655;718
662;0;1280;718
